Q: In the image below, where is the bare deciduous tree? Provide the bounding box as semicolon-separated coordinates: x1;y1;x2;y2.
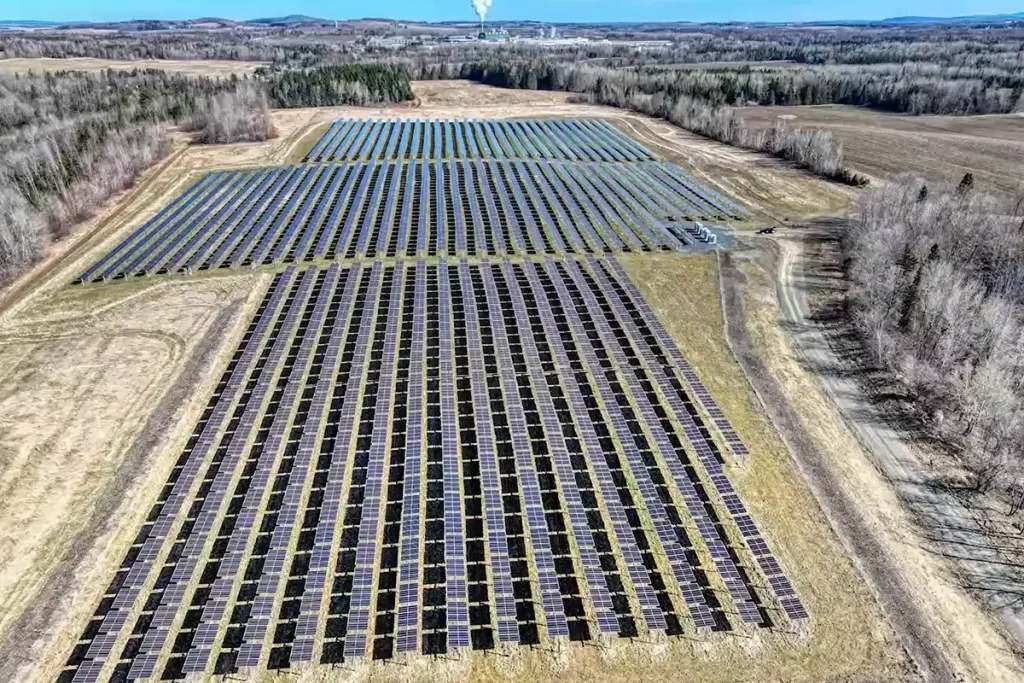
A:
846;176;1024;499
184;82;273;144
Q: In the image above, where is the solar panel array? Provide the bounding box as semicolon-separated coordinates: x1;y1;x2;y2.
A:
304;118;657;162
61;258;805;683
74;159;748;284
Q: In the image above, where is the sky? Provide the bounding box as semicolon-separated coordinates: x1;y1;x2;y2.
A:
3;0;1023;24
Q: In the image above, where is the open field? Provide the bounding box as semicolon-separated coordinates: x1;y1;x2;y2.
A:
737;105;1024;199
413;81;573;108
0;57;266;76
0;274;269;682
0;82;943;683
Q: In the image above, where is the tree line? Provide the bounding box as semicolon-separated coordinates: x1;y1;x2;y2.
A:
0;62;415;284
845;176;1024;509
0;70;263;283
404;51;1021;116
259;64;414;108
396;56;866;184
0;31;323;63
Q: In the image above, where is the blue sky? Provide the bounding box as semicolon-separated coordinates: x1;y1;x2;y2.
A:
4;1;1023;24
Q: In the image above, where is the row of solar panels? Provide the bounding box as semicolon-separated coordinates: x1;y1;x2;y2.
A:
305;118;656;163
63;257;804;683
74;160;747;284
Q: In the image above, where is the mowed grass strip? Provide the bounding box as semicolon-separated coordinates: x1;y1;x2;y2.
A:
619;251;909;675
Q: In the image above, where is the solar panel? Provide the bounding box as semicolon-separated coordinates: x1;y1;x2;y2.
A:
66;107;802;674
343;265;406;660
591;257;806;621
560;259;768;625
457;263;519;644
293;265;383;662
166;169;273;273
74;140;750;283
502;261;618;634
64;270;299;680
436;263;470;650
540;259;718;631
395;262;427;653
221;268;342;667
514;260;666;632
86;171;229;280
129;269;320;671
478;263;570;640
601;257;749;454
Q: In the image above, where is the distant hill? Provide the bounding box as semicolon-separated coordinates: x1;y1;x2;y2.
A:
246;15;333;26
880;12;1024;24
0;19;61;27
2;12;1023;31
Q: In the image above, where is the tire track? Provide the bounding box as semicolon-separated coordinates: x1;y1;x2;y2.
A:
716;245;957;682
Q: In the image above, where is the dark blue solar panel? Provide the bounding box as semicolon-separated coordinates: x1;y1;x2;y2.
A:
541;259;718;631
478;262;570;640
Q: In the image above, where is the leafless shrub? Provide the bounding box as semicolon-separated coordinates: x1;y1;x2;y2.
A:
46;125;167;235
0;121;167;284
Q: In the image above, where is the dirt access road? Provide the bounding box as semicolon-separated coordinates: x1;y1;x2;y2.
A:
769;231;1024;681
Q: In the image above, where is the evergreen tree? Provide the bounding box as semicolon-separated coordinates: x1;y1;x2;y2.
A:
897;243;918;275
899;266;921;332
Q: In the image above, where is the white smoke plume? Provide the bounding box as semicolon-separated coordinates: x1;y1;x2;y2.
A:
471;0;492;23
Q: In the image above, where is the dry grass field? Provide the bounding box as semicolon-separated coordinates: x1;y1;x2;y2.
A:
0;81;1001;682
737;105;1024;199
617;253;911;682
0;275;270;680
0;57;266;77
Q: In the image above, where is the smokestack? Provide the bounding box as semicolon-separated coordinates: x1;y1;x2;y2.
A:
471;0;492;33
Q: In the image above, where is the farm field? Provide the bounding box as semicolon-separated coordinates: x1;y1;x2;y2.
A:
737;105;1024;198
1;88;912;683
0;57;266;76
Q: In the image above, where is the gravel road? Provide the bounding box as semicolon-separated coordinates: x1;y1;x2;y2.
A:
718;244;958;682
764;230;1024;682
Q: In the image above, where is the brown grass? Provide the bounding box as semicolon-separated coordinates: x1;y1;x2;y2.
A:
413;80;573;108
0;57;266;77
0;274;270;682
616;251;911;682
737;105;1024;199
